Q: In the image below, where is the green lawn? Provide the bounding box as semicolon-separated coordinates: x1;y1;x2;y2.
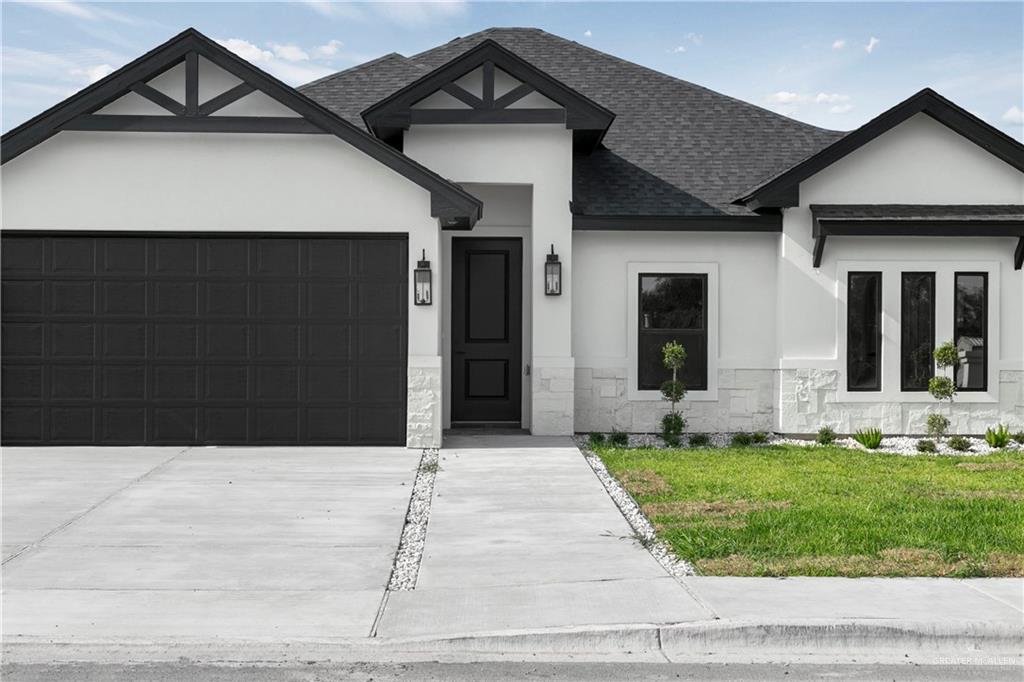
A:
596;444;1024;577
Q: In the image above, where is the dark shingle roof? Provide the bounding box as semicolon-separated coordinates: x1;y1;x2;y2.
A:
300;27;846;218
812;204;1024;221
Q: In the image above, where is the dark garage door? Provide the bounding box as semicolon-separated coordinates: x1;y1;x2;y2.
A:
1;235;407;445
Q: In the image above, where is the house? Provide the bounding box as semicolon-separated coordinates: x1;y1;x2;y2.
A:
2;27;1022;448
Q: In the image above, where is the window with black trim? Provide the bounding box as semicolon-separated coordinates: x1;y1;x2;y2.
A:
901;272;935;391
847;271;882;391
954;272;988;392
638;273;707;391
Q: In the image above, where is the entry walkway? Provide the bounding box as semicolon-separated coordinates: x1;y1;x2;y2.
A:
375;435;711;637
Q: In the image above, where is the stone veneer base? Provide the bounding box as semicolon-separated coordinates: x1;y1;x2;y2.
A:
574;367;1024;436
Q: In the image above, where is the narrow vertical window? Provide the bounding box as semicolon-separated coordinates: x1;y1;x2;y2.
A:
954;272;988;391
901;272;935;391
638;273;707;391
847;272;882;391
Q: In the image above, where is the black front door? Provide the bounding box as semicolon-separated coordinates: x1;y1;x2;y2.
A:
451;238;522;424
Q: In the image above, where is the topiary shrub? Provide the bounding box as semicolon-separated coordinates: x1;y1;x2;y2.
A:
948;435;971;452
659;341;687;444
853;427;883;450
985;424;1012;449
916;439;937;453
609;430;629;448
751;431;770;444
926;413;950;439
588;432;606;448
816;426;837;445
661;413;685;449
731;432;753;447
688;432;711;447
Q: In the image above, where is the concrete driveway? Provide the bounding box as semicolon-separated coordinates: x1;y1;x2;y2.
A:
2;446;419;641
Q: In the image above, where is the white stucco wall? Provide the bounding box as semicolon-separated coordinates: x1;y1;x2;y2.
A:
404;124;575;434
1;63;450;447
572;230;779;432
779;113;1024;434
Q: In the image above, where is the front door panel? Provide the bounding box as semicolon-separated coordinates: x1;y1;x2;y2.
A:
451;238;522;423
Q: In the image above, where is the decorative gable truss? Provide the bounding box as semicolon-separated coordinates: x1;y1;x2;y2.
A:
1;28;482;228
362;39;615;152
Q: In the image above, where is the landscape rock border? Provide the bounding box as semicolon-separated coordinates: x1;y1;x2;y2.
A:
386;448;438;591
575;437;697;579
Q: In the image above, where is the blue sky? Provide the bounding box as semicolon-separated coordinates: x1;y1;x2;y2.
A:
3;1;1022;138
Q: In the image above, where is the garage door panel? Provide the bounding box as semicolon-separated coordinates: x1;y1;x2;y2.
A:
3;282;44;314
102;366;146;400
2;240;44;273
51;366;95;399
3;366;42;399
2;235;407;446
52;239;95;274
204;240;249;275
102;408;145;441
101;239;147;273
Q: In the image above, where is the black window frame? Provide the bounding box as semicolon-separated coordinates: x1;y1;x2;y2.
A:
953;271;989;393
900;271;935;392
846;271;882;392
637;272;708;392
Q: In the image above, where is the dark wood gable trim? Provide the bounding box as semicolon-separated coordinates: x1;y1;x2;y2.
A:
810;206;1024;269
1;27;482;227
361;39;614;151
739;89;1024;210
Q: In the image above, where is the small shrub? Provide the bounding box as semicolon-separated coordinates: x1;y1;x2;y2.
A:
985;424;1012;449
816;426;837;445
933;341;959;368
853;427;883;450
688;432;711;447
948;435;971;452
926;413;950;439
662;433;681;448
916;439;937;453
609;430;629;448
1015;431;1024;445
731;432;753;447
661;412;686;446
588;432;606;448
751;431;770;444
928;376;956;402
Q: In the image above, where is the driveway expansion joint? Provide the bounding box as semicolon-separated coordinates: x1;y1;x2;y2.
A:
1;446;192;567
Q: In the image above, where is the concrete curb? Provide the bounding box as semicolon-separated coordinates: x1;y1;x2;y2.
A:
4;619;1022;665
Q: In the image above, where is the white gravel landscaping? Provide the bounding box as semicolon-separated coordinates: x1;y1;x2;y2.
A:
576;437;696;579
386;448;438;591
590;431;1023;456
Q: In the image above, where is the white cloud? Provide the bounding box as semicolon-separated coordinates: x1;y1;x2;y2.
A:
685;32;703;46
1003;106;1024;124
584;29;592;37
815;92;850;104
305;0;466;26
216;38;274;64
271;43;310;62
832;39;846;50
313;39;343;59
767;91;808;105
670;45;686;54
70;63;114;83
865;36;880;54
15;0;139;25
829;104;853;114
215;37;333;85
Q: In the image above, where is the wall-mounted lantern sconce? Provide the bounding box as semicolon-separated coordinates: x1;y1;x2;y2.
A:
544;244;562;296
414;249;432;306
